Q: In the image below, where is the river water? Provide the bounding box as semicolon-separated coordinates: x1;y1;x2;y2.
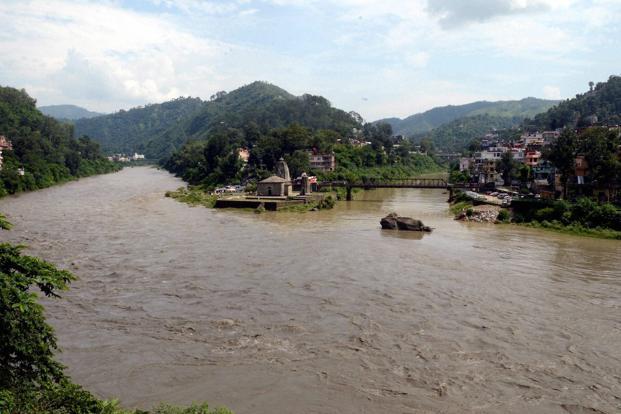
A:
1;167;620;414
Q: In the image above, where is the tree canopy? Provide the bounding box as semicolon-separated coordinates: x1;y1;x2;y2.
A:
0;86;119;197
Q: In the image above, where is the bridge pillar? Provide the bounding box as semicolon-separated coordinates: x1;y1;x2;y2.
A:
346;186;353;201
448;186;454;202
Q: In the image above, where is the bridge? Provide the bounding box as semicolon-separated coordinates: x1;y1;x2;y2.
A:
317;178;477;200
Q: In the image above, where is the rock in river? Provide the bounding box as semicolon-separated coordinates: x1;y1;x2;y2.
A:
380;213;432;232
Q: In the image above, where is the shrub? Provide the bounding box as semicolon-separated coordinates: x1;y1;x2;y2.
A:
497;209;510;222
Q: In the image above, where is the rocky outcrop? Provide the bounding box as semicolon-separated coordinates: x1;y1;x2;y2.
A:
380;213;432;232
454;206;499;223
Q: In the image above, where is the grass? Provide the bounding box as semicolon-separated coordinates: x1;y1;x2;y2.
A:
520;220;621;240
449;200;473;215
165;187;218;208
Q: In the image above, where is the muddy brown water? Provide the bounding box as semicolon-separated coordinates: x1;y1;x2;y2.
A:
1;167;620;414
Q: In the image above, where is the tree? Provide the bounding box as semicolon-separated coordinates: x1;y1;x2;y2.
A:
497;151;517;186
545;129;577;198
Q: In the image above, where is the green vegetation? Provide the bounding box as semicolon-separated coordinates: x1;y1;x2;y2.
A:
521;220;621;240
529;75;621;130
163;100;442;190
449;200;473;215
377;97;558;137
497;209;511;222
412;114;521;153
0;216;232;414
165;187;218;208
544;127;621;200
75;82;360;160
74;97;204;157
0;86;119;197
510;197;621;239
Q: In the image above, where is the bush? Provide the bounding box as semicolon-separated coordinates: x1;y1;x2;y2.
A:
497;209;510;222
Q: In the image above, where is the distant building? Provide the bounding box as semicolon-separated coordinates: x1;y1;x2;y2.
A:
257;157;293;197
257;175;290;196
525;151;542;167
0;135;12;171
308;151;336;172
575;155;588;185
459;157;471;172
238;148;250;163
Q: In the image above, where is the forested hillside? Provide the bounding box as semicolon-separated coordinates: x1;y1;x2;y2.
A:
0;86;119;196
149;82;359;160
377;97;558;137
39;104;104;121
73;81;360;160
413;114;521;153
74;97;205;156
529;75;621;129
165;116;441;189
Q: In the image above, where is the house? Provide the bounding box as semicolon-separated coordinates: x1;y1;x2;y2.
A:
459;157;471;172
575;155;588;185
238;148;250;163
525;151;541;167
257;175;290;196
308;151;336;172
0;135;12;171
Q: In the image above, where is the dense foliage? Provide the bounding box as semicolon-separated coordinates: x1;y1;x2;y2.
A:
74;82;360;160
529;76;621;130
544;127;621;199
164;117;441;189
412;114;521;153
0;86;119;197
378;97;558;137
511;197;621;239
74;97;205;156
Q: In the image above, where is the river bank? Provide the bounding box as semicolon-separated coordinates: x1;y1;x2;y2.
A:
1;167;620;414
449;193;621;239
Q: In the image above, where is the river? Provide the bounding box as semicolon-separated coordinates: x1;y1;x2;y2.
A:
1;166;620;414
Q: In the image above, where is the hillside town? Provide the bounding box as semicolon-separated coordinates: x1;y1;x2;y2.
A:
455;126;621;202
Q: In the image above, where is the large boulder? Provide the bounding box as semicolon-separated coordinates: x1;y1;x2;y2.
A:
380;213;432;232
380;213;398;229
396;217;426;231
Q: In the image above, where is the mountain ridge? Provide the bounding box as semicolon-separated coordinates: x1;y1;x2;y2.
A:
75;81;359;160
376;97;559;137
38;104;104;120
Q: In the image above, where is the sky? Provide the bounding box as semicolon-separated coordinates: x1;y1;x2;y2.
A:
1;0;620;121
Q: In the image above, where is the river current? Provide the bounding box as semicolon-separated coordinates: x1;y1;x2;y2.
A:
1;167;620;414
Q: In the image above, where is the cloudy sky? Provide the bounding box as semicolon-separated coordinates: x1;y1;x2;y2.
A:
1;0;619;120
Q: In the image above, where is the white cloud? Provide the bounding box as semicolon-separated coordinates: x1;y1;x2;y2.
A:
0;0;234;111
543;85;561;100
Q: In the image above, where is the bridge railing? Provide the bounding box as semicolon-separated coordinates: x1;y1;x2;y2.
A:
318;178;450;188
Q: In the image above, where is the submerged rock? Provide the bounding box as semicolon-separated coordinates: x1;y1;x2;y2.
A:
380;213;432;232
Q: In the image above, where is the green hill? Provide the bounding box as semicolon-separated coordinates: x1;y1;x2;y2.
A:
529;75;621;129
74;81;359;160
39;104;104;121
0;86;118;196
378;97;558;137
414;114;521;153
73;97;205;156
